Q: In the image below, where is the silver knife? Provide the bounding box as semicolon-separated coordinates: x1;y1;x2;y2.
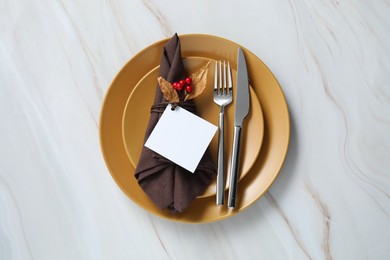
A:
228;48;250;208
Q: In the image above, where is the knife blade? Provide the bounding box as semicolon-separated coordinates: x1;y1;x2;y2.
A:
228;47;250;208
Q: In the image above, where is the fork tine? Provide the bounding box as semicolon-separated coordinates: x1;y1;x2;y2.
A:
219;60;222;93
214;61;218;90
223;61;226;94
227;61;232;94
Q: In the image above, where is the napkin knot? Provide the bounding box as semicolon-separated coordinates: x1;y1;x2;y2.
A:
151;102;196;113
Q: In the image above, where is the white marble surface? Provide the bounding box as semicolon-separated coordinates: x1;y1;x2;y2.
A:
1;0;389;259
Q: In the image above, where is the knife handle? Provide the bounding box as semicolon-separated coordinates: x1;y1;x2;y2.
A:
228;125;243;208
216;109;225;205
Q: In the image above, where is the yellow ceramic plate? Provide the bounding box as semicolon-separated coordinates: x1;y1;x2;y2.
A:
122;57;264;198
99;34;290;223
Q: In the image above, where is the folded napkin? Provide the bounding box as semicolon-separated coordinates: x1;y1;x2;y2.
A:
134;34;216;213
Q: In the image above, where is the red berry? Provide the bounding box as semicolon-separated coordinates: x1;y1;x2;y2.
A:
172;82;179;89
176;80;185;90
185;85;193;93
185;77;192;84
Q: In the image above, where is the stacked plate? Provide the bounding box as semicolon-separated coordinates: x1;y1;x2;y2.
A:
99;34;290;223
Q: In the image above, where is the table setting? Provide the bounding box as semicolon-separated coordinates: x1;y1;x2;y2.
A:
1;0;389;259
100;33;289;222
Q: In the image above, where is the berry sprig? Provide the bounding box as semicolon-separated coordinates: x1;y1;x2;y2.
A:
157;60;210;104
172;77;193;93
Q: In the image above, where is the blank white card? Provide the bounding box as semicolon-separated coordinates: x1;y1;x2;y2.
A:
145;104;217;173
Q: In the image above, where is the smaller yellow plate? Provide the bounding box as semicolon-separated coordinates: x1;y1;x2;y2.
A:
122;57;264;198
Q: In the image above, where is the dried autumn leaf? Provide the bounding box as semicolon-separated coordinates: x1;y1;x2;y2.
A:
184;60;210;101
158;77;179;103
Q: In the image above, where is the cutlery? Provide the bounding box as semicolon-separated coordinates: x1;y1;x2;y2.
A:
228;48;250;208
213;60;233;205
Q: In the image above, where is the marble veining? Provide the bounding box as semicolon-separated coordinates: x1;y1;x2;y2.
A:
265;192;311;259
1;0;389;259
304;181;332;260
141;0;172;37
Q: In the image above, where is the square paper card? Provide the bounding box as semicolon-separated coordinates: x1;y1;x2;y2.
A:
145;104;217;173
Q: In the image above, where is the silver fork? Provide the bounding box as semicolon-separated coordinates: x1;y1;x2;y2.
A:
213;60;233;205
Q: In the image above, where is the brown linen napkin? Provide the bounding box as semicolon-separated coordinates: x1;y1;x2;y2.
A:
134;34;216;213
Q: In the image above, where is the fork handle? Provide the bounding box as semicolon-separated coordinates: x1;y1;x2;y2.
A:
228;125;243;208
216;107;225;205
